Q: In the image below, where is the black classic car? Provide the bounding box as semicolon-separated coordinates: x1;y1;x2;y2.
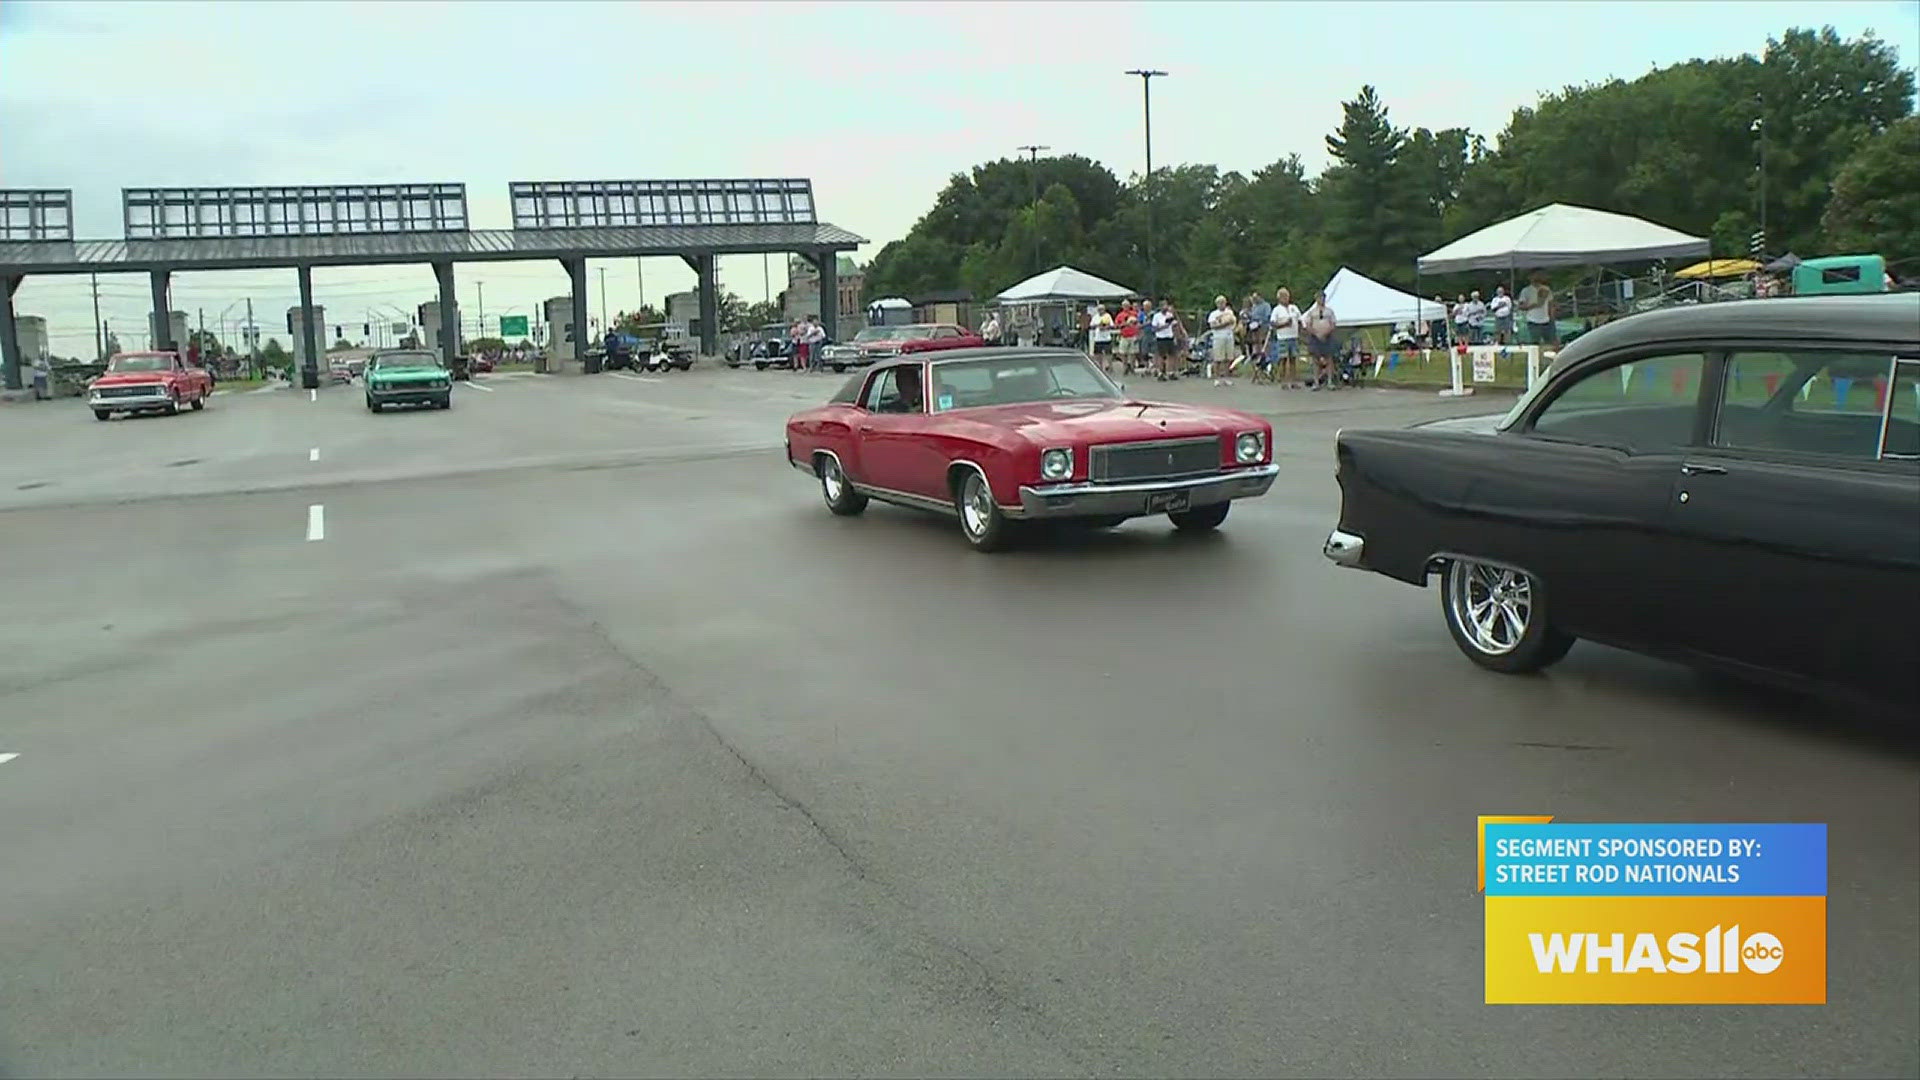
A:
1324;294;1919;709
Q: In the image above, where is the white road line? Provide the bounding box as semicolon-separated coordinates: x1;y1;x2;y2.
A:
610;372;661;383
462;380;494;392
306;504;325;541
309;389;317;402
247;385;280;394
0;753;18;766
309;447;320;462
211;389;231;397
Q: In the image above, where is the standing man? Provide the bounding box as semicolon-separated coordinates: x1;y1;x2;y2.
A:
1245;291;1271;375
1489;285;1514;345
1151;299;1182;381
1089;303;1116;372
31;353;52;400
1518;273;1558;348
980;309;1001;345
1465;290;1488;345
1115;300;1140;372
1207;296;1238;385
1268;287;1302;388
804;314;827;372
1303;291;1338;390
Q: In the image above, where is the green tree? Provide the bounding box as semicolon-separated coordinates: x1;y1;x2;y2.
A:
1821;114;1920;256
614;306;667;333
1318;85;1427;284
261;338;288;366
741;300;782;328
328;338;355;352
466;336;506;354
185;329;223;358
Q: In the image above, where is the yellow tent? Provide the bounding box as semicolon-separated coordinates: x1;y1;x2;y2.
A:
1675;258;1762;280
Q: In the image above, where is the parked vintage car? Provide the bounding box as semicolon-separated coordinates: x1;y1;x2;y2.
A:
364;349;454;412
87;350;214;420
817;323;987;373
786;347;1278;551
1323;294;1920;708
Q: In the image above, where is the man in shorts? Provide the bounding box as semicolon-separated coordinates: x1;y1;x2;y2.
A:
1302;291;1338;390
1151;299;1183;381
1089;303;1116;371
1267;287;1303;388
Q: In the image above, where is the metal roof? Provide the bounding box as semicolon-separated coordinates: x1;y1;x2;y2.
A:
0;222;865;275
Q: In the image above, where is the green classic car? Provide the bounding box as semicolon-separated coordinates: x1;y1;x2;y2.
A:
364;350;454;412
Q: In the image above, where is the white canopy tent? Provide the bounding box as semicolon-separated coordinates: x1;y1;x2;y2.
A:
1416;203;1710;275
994;265;1138;303
1318;267;1435;327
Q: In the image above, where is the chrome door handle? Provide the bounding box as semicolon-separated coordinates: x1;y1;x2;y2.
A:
1680;462;1727;476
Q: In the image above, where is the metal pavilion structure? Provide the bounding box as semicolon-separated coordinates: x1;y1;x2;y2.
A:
0;180;864;390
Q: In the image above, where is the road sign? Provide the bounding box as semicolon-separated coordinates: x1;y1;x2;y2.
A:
499;315;529;338
390;322;409;335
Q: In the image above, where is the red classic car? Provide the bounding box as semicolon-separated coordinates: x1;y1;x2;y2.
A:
785;347;1279;551
87;351;215;421
817;323;987;372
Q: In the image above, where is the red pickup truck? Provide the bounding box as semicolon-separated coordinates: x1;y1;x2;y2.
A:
87;351;215;421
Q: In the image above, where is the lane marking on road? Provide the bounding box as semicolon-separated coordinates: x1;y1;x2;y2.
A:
0;753;18;766
306;504;325;541
610;372;661;383
309;447;320;462
211;389;231;397
309;389;317;402
247;385;280;394
461;380;495;392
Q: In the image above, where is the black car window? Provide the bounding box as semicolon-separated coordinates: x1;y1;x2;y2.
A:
862;366;919;413
1528;352;1705;452
1713;351;1902;462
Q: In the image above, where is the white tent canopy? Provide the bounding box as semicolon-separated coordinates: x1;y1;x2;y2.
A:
867;297;912;309
1318;267;1436;327
1417;203;1709;274
995;265;1137;303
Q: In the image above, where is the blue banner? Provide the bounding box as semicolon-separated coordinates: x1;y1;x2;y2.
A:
1484;823;1825;897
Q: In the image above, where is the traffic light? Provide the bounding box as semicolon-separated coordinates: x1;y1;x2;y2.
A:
363;323;371;337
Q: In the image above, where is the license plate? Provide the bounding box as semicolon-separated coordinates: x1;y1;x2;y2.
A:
1145;490;1191;514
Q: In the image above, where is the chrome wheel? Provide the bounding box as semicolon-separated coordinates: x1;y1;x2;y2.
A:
1447;560;1531;656
961;473;994;539
822;457;846;502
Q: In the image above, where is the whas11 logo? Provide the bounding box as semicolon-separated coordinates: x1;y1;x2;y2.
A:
1529;924;1785;975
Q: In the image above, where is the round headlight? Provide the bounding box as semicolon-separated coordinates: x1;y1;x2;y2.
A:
1041;448;1072;480
1236;432;1265;463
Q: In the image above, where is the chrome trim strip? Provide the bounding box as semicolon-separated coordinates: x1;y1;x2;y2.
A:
1090;435;1223;482
945;459;1010;512
1323;529;1366;568
851;482;960;516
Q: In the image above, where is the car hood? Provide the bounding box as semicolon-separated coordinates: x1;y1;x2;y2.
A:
1411;412;1506;435
941;398;1262;445
92;371;172;386
369;365;446;379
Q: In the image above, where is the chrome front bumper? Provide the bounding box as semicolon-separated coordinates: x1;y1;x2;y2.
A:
1015;464;1279;519
1323;529;1366;568
90;393;171;409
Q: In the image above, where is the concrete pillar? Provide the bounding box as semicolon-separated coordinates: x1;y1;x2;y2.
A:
297;266;320;389
0;275;21;391
149;270;172;351
433;261;458;368
695;254;718;357
817;252;839;343
564;258;588;370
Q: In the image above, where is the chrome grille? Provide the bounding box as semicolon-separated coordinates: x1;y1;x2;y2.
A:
1089;437;1222;482
95;385;165;399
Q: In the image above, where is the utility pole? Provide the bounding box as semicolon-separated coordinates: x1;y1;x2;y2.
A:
197;308;205;358
90;272;103;360
635;257;645;312
1017;144;1050;274
1751;106;1768;259
1125;69;1167;299
476;282;485;339
245;297;257;375
598;267;608;333
763;253;771;304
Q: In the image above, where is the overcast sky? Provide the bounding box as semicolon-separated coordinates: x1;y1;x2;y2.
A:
2;0;1913;354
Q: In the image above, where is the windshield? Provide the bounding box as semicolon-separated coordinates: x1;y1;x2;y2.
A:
854;328;905;342
108;354;171;372
372;353;441;369
930;353;1122;411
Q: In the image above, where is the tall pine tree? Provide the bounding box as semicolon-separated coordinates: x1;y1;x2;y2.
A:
1318;86;1420;286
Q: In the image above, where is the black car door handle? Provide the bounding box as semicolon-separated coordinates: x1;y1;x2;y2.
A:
1680;462;1728;476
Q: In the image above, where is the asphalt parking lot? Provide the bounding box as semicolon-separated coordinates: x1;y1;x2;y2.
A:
1;366;1914;1079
